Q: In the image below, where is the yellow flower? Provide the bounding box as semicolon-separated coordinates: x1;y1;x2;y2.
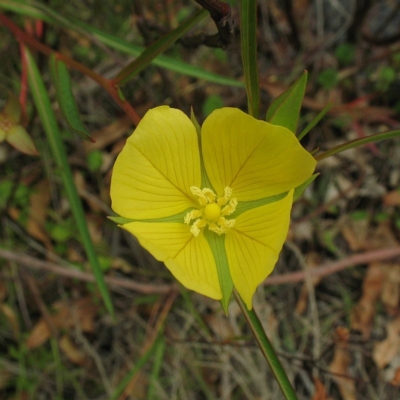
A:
110;106;316;309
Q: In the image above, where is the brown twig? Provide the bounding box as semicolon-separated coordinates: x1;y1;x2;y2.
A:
2;247;400;294
265;247;400;285
0;249;176;294
194;0;235;48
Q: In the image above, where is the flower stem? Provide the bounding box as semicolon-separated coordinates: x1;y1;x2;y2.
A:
233;291;298;400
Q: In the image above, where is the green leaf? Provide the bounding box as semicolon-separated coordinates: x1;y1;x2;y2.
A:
315;130;400;161
25;48;115;318
335;43;355;65
49;54;93;141
317;68;338;90
202;94;224;116
239;0;259;117
266;71;307;133
114;8;208;85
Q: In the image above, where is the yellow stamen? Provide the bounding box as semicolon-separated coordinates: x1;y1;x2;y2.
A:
185;186;237;236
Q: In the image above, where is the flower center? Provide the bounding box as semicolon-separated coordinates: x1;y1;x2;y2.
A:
184;186;237;237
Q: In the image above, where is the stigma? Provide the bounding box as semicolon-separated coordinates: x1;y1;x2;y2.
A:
184;186;237;236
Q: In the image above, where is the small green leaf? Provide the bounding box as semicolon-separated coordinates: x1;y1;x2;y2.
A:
317;68;338;90
335;43;355;65
202;94;224;116
87;150;103;172
266;71;307;133
49;54;93;141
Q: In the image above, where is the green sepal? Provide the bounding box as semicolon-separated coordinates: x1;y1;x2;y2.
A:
266;71;307;133
109;210;190;225
108;216;134;225
204;229;233;314
234;192;289;217
293;173;319;201
49;54;93;141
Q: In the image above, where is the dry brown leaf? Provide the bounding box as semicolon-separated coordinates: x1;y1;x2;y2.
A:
206;314;235;341
367;221;398;249
312;377;329;400
373;316;400;369
27;179;52;251
59;334;87;366
383;190;400;206
83;115;132;151
391;367;400;386
381;264;400;314
26;297;98;349
328;328;356;400
0;279;7;303
0;368;14;390
351;263;385;338
0;304;20;339
341;217;369;251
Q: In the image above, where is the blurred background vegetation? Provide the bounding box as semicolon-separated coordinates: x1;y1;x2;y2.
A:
0;0;400;399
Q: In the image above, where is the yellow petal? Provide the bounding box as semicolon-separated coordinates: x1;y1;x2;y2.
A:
6;126;38;155
122;222;222;299
111;106;201;219
225;190;293;309
202;108;316;200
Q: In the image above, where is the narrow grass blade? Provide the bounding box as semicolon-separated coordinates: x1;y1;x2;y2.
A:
0;0;243;88
297;102;332;140
147;339;165;400
234;291;298;400
110;334;161;400
49;54;93;141
25;48;115;318
114;8;207;85
266;71;307;133
293;173;319;201
315;130;400;161
239;0;260;117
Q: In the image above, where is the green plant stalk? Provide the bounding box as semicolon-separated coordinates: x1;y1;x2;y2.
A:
316;129;400;161
114;8;208;85
25;48;115;318
239;0;260;117
234;291;298;400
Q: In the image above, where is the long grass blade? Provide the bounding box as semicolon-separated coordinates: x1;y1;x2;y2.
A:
25;48;115;317
239;0;260;117
316;130;400;161
0;0;243;88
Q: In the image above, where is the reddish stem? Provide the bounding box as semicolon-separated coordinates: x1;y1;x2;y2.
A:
0;13;141;125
